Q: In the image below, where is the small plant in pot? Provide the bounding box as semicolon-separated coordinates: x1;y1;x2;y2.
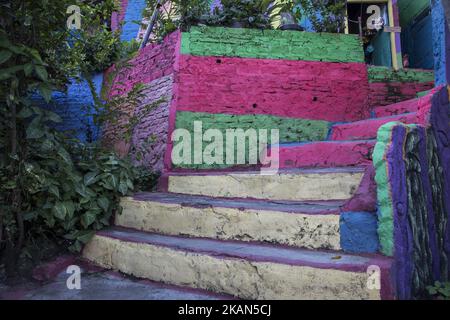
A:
279;11;304;31
217;0;272;29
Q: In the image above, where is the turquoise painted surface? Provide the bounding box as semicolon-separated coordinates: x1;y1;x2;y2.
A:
373;122;397;256
402;11;434;70
398;0;430;26
371;31;392;67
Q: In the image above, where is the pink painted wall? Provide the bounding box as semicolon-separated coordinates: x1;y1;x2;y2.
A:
331;113;418;141
105;31;180;98
368;81;434;108
131;75;173;172
176;55;370;122
373;98;419;117
103;32;180;167
269;140;375;169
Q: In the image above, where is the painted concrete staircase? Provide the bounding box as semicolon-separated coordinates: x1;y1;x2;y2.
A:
83;97;422;300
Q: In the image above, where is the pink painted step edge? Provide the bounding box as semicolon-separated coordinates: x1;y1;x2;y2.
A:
373;98;419;117
264;140;376;169
331;113;418;141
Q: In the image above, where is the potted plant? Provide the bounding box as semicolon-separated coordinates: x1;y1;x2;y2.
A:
279;11;304;31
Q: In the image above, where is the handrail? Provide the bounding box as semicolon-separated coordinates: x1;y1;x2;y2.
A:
139;0;164;50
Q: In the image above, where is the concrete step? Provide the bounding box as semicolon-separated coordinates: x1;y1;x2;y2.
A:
162;168;366;202
83;227;394;300
372;98;418;117
330;112;417;141
115;193;379;253
264;140;375;169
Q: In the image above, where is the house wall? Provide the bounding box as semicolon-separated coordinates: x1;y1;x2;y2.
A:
398;0;430;26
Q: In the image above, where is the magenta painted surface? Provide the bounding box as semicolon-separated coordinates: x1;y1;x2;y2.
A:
270;140;375;169
343;165;378;213
105;31;180;98
103;32;180;165
373;98;419;117
163;31;182;173
331;113;418;141
416;87;439;125
368;81;434;107
176;55;370;122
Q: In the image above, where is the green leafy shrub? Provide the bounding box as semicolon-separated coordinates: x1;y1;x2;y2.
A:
144;0;212;40
0;104;139;247
70;0;123;74
0;0;158;279
427;282;450;300
145;0;297;40
298;0;346;33
209;0;272;29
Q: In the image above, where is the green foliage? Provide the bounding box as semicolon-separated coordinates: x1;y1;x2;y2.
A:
207;0;272;29
1;106;137;252
0;0;157;278
70;0;123;74
133;166;160;192
298;0;346;33
144;0;346;41
144;0;288;41
427;282;450;300
144;0;212;40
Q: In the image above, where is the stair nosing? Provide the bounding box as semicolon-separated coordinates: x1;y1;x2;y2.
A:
331;111;417;128
271;139;376;148
95;227;392;272
129;192;345;215
165;167;367;176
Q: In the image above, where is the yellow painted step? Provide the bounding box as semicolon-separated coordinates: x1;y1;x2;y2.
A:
166;168;365;201
84;228;393;300
116;193;344;250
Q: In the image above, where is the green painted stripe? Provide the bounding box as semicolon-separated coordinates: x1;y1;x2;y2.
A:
417;90;431;98
373;122;397;257
368;66;434;83
181;26;365;63
173;111;330;169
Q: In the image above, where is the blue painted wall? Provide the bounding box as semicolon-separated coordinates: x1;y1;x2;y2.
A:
31;0;149;142
120;0;147;42
402;9;434;70
32;73;103;142
432;0;450;85
340;212;380;253
371;31;393;67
